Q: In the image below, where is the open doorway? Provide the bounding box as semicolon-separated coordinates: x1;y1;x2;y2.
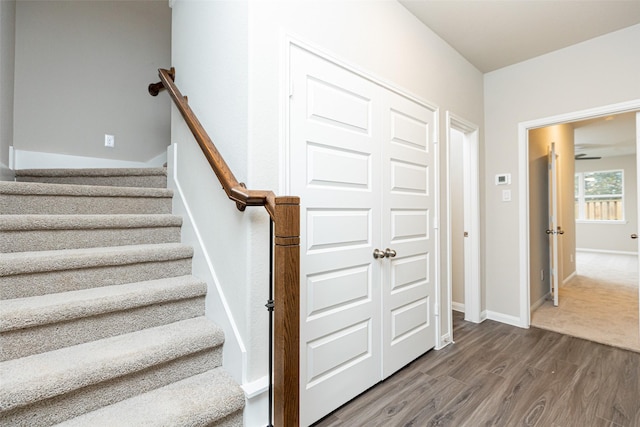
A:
524;108;639;352
446;112;481;338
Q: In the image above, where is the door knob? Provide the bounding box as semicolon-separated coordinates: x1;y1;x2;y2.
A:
373;249;385;259
632;234;638;239
384;248;397;258
546;229;553;234
557;227;564;235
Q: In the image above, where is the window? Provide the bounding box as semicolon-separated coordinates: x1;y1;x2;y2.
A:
575;170;624;221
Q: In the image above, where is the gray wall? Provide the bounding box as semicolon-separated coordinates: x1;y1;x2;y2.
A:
13;1;171;164
484;24;640;322
576;154;638;253
0;0;15;180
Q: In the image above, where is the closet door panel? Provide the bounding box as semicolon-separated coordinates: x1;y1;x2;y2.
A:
290;45;383;427
382;92;437;378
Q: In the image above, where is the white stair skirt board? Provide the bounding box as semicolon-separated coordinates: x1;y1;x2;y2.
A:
13;149;167;170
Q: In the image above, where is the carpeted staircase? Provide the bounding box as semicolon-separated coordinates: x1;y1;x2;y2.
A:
0;167;245;426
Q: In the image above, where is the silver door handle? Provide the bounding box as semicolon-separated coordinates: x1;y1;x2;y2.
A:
632;234;638;239
373;249;385;259
384;248;397;258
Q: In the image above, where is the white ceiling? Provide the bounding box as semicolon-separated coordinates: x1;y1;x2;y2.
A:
400;0;640;158
399;0;640;73
573;112;637;159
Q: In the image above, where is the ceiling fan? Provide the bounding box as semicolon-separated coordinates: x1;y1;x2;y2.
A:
575;153;601;160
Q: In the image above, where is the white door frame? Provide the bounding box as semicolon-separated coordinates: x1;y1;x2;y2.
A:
517;99;640;327
446;112;481;329
636;111;640;333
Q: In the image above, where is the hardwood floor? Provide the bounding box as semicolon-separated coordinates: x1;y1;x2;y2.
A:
312;312;640;427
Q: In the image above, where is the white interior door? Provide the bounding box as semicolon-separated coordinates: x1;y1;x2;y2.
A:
289;45;436;425
290;46;383;427
548;142;559;306
381;91;436;377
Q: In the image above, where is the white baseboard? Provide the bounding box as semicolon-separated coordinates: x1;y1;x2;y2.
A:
485;310;526;328
451;301;465;313
437;333;453;350
562;271;577;286
576;248;638;256
13;148;167;170
530;293;549;311
242;376;269;427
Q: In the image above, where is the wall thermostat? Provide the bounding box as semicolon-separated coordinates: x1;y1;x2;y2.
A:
495;173;511;185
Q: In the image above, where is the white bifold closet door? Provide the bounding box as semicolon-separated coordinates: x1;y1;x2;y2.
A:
289;45;436;426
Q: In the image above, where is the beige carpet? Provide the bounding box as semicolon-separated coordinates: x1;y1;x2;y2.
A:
531;251;640;353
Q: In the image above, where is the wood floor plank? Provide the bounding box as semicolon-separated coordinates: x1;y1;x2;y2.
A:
407;370;505;427
311;315;640;427
595;349;640;427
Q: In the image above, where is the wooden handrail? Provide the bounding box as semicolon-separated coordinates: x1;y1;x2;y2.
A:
150;67;277;218
149;68;299;426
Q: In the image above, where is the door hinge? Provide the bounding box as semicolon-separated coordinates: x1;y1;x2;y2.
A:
289;81;294;98
434;302;440;316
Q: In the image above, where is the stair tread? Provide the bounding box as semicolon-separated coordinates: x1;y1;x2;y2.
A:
0;243;194;277
56;368;244;427
0;214;183;231
0;275;206;332
0;317;224;412
0;181;172;197
15;167;167;178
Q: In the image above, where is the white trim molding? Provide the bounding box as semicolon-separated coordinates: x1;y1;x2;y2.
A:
518;99;640;328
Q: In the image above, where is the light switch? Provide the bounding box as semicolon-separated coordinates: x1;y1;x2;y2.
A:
502;189;511;202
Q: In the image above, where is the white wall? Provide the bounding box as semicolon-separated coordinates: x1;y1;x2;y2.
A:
0;0;15;180
13;1;171;165
170;0;252;383
576;154;638;253
170;0;484;412
248;0;484;349
484;24;640;322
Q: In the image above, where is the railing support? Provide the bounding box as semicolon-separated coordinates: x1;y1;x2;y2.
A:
273;197;300;426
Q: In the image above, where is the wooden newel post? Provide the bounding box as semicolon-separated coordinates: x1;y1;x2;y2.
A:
273;196;300;426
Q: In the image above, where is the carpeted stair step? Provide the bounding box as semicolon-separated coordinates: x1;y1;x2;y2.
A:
0;181;173;215
0;243;194;299
0;317;225;426
0;214;183;253
15;167;168;188
57;368;245;427
0;275;207;361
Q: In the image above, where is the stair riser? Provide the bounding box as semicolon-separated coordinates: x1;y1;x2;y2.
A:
0;348;222;427
16;175;167;189
1;259;193;299
0;194;172;215
0;297;205;361
0;227;182;253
